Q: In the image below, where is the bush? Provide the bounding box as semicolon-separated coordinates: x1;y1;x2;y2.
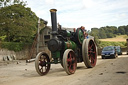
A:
0;42;25;52
0;36;6;41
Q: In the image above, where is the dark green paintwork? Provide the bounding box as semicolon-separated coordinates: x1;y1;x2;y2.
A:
65;40;77;50
51;51;60;64
78;29;84;44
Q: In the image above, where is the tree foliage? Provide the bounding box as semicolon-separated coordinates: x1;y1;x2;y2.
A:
118;26;125;35
0;3;38;42
0;0;27;7
90;25;128;39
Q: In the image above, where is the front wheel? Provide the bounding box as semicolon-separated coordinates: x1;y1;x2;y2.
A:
35;52;51;76
63;49;77;75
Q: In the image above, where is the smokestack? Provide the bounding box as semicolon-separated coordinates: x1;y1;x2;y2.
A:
50;9;57;34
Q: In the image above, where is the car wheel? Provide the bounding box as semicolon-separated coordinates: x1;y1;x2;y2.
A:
102;56;105;59
116;53;118;58
114;53;118;58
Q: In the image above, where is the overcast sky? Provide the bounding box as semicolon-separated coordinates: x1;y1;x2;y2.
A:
26;0;128;30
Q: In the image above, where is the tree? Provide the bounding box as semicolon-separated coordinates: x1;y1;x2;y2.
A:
90;25;128;39
0;4;38;42
106;33;115;38
107;26;118;34
0;0;27;7
99;28;107;39
124;25;128;35
118;26;125;35
90;28;99;38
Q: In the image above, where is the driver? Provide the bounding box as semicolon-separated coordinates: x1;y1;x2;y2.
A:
80;26;88;39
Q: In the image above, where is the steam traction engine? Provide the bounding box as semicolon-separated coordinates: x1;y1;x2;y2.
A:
35;9;97;76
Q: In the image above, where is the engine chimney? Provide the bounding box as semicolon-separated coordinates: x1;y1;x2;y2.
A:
50;9;57;34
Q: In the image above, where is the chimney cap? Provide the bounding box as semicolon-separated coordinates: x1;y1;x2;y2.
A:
50;9;57;12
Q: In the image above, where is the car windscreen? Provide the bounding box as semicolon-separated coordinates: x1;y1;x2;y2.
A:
103;47;114;51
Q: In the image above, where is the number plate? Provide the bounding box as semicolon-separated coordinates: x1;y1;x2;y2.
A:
105;55;110;56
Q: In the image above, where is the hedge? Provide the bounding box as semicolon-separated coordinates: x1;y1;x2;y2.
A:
0;42;31;52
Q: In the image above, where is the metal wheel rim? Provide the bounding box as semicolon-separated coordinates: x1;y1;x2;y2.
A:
63;49;77;75
82;39;97;68
88;40;97;67
35;52;51;76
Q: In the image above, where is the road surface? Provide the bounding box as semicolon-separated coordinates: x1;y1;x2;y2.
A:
0;54;128;85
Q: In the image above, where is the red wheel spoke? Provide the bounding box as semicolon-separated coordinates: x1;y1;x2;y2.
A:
92;51;96;54
89;52;95;65
88;44;93;50
67;58;72;62
68;65;71;69
91;56;95;61
69;52;72;58
88;41;96;66
88;51;92;53
91;58;95;64
69;64;74;73
72;57;75;61
67;52;73;62
88;54;91;60
89;50;96;54
68;64;72;72
64;50;77;74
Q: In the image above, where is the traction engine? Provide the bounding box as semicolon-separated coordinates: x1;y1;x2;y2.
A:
35;9;97;76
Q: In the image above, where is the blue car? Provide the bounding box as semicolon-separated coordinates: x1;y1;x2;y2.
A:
101;46;118;59
115;46;122;55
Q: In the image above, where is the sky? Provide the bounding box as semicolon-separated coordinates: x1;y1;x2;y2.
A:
26;0;128;30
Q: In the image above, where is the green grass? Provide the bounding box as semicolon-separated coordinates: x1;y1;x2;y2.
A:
99;35;128;42
99;41;127;48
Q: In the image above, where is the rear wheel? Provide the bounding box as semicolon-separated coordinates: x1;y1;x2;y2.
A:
63;49;77;75
82;39;97;68
35;52;51;76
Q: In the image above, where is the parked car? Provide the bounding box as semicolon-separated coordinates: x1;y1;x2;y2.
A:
101;46;118;59
115;46;122;55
